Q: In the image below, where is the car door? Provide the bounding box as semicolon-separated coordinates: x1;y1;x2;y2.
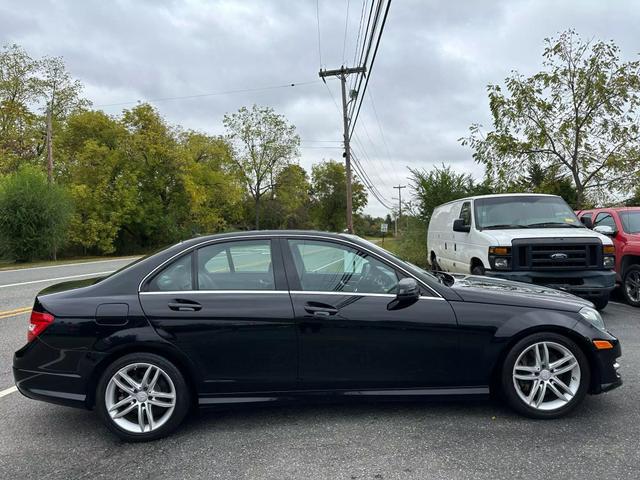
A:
138;237;297;395
282;237;459;391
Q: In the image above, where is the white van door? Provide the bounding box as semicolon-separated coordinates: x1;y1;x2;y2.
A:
452;200;473;273
434;201;459;271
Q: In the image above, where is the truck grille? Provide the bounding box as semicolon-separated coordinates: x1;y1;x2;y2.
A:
512;238;602;270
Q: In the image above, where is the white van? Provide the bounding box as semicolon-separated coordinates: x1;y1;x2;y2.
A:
427;193;616;309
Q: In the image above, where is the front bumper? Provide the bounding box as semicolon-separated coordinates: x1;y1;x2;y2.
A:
589;339;623;394
485;269;616;299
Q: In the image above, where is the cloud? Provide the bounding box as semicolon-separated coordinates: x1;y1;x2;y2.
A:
2;0;640;216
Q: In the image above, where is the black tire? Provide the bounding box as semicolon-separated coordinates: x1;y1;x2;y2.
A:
591;295;609;311
96;353;191;442
501;332;590;419
622;264;640;307
430;255;440;272
471;264;485;276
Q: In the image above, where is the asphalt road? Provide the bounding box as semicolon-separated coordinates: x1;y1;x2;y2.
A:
0;260;638;479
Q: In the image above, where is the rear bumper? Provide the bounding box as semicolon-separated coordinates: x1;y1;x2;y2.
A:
12;339;93;409
485;269;616;299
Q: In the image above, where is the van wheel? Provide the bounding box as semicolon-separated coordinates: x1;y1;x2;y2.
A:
430;255;440;272
622;265;640;307
591;295;609;311
471;264;485;276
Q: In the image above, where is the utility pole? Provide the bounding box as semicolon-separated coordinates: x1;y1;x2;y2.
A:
393;185;406;235
46;104;53;184
319;66;366;234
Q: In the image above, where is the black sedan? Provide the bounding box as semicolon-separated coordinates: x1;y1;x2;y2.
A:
13;231;622;441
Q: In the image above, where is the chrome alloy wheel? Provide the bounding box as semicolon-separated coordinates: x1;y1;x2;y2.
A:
512;341;581;411
625;270;640;303
105;362;176;434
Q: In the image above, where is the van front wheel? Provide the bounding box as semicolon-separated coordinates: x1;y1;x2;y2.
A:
471;264;485;276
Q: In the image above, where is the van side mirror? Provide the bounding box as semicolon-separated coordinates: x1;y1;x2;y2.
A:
580;217;593;229
388;277;419;310
453;219;470;233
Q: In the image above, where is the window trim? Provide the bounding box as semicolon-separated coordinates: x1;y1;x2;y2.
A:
138;234;442;298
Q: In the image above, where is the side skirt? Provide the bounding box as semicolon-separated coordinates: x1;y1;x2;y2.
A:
198;386;490;406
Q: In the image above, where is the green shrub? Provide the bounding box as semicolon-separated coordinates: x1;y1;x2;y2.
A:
0;165;72;262
390;217;429;268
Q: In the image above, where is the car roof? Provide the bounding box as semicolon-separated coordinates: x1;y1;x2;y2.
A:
174;230;355;248
578;206;640;214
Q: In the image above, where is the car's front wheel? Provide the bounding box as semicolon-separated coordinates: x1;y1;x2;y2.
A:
501;333;590;419
96;353;191;442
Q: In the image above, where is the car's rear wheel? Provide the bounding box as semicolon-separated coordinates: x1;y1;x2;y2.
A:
96;353;190;442
501;333;590;419
622;265;640;307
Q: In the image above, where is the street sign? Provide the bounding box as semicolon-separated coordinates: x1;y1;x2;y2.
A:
380;223;388;233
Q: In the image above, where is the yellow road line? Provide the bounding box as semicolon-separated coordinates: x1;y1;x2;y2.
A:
0;307;31;320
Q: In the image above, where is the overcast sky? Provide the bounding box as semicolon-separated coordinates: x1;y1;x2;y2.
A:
2;0;640;216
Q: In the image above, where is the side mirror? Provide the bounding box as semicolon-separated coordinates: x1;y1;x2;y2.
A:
388;277;419;310
580;217;593;229
453;219;470;233
594;225;617;236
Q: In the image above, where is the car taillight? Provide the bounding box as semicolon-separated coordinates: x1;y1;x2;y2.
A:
27;311;54;342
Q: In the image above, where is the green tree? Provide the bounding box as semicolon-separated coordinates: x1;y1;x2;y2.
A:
223;105;300;229
409;163;476;223
0;165;71;261
119;103;190;249
57;110;137;254
512;163;579;208
0;44;42;170
463;30;640;208
179;131;243;235
310;160;367;232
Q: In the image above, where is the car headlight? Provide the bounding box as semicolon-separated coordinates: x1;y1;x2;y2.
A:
603;256;615;269
579;306;606;332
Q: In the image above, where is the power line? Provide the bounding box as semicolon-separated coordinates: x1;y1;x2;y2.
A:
352;0;368;69
94;80;321;108
348;0;382;122
342;0;351;64
349;0;392;138
316;0;323;67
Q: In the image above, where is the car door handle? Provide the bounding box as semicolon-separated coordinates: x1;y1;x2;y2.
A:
168;300;202;312
304;304;338;317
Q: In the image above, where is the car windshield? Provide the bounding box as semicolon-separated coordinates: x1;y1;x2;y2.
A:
474;196;583;230
619;211;640;234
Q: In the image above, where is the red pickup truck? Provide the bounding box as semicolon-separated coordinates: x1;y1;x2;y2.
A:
577;207;640;307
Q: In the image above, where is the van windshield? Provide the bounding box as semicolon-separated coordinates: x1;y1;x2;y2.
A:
474;196;583;230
